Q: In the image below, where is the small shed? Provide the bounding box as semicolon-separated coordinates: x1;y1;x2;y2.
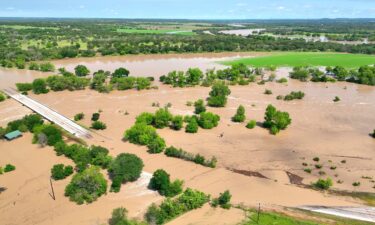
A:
4;130;22;141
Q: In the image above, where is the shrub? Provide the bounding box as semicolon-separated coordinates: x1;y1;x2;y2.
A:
290;67;309;81
352;182;361;187
165;146;217;168
198;112;220;129
91;121;107;130
185;118;199;133
277;78;288;83
246;120;256;129
315;164;322;169
136;77;152;90
232;105;246;123
74;65;90;76
0;167;3;174
112;67;129;78
313;178;333;190
372;130;375;138
124;123;159;145
0;93;6;102
263;105;291;135
211;190;232;209
39;62;55;72
109;153;144;192
207;82;231;107
136;112;155;125
313;157;320;162
32;78;49;94
264;89;273;95
74;113;84;121
171;116;183;130
304;168;312;173
109;207;147;225
149;169;183;197
153;108;172;128
284;91;305;101
65;166;107;204
91;113;100;121
194;99;206;114
333;96;341;102
16;83;33;92
147;137;166;154
29;62;40;70
4;164;16;173
51;164;74;180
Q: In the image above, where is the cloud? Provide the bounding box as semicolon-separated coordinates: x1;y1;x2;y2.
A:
236;3;247;7
6;7;15;10
277;6;286;10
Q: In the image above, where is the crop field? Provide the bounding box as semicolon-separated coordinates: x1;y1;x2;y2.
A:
223;52;375;68
117;28;196;35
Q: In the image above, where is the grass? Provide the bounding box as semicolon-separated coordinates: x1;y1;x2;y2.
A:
117;28;196;35
223;52;375;68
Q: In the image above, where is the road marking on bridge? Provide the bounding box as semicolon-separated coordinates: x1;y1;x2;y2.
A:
3;88;92;139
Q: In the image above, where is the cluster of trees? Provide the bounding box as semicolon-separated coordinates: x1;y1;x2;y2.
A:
313;178;333;190
145;188;210;225
160;65;254;88
51;164;74;180
2;19;375;70
29;62;55;72
277;91;305;101
165;146;217;168
64;166;107;204
290;65;375;86
33;124;63;146
54;142;112;172
207;82;231;107
263;105;292;135
109;153;144;192
149;169;183;197
0;114;44;138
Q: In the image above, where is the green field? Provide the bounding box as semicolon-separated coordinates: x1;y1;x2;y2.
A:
117;28;195;35
224;52;375;68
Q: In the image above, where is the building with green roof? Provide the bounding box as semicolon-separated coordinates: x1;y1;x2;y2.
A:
4;130;22;141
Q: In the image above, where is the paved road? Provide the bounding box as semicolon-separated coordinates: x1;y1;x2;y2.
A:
300;206;375;223
3;88;91;139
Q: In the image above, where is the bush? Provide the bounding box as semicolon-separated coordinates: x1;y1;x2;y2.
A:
198;112;220;129
145;188;209;225
263;105;292;135
207;82;231;107
65;166;107;204
277;78;288;83
32;78;49;94
372;130;375;138
246;120;256;129
147;137;166;154
74;113;84;121
91;113;100;121
16;83;33;92
109;153;144;192
264;89;273;95
109;207;147;225
284;91;305;101
136;112;155;125
4;164;16;173
185;118;199;133
51;164;74;180
39;62;55;72
171;116;183;130
136;77;151;90
124;123;159;145
232;105;246;122
91;121;107;130
194;99;206;114
164;146;217;168
212;190;232;209
333;96;341;102
313;178;333;190
153;108;172;128
0;167;3;174
149;169;183;197
29;62;40;70
290;67;309;81
112;67;129;78
74;65;90;76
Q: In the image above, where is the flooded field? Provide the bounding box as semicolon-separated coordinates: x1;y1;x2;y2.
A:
0;54;375;225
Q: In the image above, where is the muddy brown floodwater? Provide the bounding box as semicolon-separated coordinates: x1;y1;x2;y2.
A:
0;53;374;225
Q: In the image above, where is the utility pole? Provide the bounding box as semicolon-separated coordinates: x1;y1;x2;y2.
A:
256;203;261;224
50;178;55;200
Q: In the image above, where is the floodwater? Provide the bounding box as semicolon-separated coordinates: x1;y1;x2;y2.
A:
0;52;264;89
219;29;266;36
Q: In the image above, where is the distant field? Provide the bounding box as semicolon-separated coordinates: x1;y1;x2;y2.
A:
117;28;195;35
223;52;375;68
0;25;58;30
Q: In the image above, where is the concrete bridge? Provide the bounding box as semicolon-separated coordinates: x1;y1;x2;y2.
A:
2;88;92;139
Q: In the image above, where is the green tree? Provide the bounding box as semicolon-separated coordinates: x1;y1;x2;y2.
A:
74;65;90;77
246;120;256;129
232;105;246;122
39;62;55;72
51;164;74;180
212;190;232;209
185;118;199;133
32;78;49;94
194;99;206;114
264;105;292;135
91;113;100;121
149;169;183;197
4;164;16;172
207;82;231;107
198;112;220;129
65;166;107;204
124;123;159;145
136;112;155;125
91;121;107;130
109;153;144;192
147;137;166;154
112;67;130;78
153;108;172;128
74;113;84;121
171;115;183;130
313;178;333;190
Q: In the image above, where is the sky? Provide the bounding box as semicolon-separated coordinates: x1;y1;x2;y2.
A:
1;0;375;19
